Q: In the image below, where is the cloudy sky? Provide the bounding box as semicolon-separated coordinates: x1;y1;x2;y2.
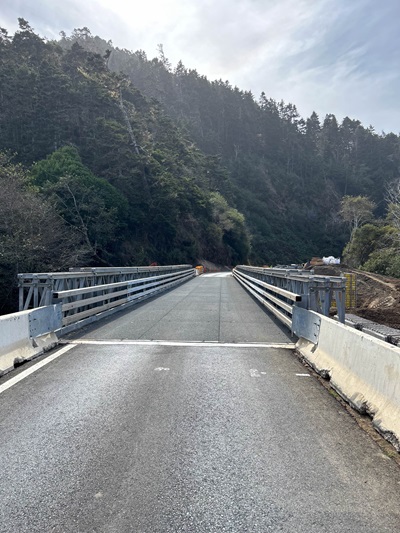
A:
1;0;399;133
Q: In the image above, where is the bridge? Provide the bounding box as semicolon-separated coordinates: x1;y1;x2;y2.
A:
0;266;399;532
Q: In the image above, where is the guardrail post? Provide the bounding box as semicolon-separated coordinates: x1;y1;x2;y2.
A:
335;287;346;323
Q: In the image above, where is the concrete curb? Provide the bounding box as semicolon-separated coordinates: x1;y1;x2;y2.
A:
296;311;400;451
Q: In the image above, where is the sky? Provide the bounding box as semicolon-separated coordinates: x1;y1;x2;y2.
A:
1;0;399;134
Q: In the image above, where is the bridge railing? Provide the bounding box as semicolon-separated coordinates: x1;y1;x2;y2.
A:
233;265;346;328
18;265;194;334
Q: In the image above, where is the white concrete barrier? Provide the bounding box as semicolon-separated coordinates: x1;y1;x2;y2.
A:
0;307;60;376
296;311;400;451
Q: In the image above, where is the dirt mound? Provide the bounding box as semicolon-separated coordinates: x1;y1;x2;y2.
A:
313;265;400;329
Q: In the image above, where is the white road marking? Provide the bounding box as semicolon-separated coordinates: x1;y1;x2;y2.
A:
0;344;76;395
296;373;311;377
64;340;296;349
154;367;170;371
249;368;261;377
260;371;267;375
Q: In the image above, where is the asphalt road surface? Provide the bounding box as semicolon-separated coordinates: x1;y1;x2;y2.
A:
0;273;399;532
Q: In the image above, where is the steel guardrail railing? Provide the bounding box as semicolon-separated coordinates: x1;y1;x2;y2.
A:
233;265;347;328
233;268;302;328
18;265;195;334
18;265;192;310
56;268;194;328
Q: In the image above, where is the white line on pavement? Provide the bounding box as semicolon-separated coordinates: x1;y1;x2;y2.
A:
62;339;296;349
0;344;76;395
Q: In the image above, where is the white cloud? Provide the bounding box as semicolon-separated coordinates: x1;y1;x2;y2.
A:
0;0;399;133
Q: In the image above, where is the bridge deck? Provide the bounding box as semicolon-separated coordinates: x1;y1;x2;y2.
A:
66;272;291;343
0;273;399;532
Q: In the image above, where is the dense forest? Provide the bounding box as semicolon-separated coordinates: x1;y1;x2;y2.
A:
0;20;400;311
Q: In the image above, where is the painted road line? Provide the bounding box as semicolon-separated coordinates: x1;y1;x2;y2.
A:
63;339;296;349
0;344;76;395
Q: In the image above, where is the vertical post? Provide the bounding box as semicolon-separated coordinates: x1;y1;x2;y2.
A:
33;278;39;308
335;287;346;323
19;281;24;311
323;286;331;316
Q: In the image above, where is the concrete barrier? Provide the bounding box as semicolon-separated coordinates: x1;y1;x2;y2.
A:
296;310;400;451
0;305;61;376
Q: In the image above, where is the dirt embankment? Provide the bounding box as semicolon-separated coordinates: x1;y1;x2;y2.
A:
313;265;400;329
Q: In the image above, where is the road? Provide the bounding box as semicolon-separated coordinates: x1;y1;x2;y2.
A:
0;273;399;532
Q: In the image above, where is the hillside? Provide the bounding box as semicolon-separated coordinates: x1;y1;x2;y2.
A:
1;20;400;312
0;21;248;311
58;29;400;265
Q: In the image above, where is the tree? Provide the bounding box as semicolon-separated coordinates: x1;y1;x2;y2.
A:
156;44;171;71
340;195;375;241
30;146;129;263
305;111;321;150
385;178;400;242
363;248;400;277
209;192;250;263
0;153;86;312
342;223;393;267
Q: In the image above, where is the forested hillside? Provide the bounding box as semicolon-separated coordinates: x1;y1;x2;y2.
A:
1;20;400;311
59;29;400;263
0;21;248;311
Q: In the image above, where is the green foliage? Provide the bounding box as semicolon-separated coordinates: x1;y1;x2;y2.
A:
0;23;250;283
385;178;400;244
342;224;394;267
0;153;86;312
31;146;129;263
345;179;400;278
209;192;250;263
362;248;400;278
67;31;400;265
340;195;376;240
341;216;400;278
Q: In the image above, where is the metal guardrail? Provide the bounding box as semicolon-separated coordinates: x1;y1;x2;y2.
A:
233;265;347;328
18;265;194;334
233;268;301;328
